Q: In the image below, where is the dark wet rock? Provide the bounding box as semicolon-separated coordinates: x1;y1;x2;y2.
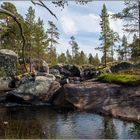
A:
82;68;97;80
60;78;69;85
63;64;81;77
49;68;60;76
51;82;140;121
0;49;18;76
50;64;81;78
110;62;133;73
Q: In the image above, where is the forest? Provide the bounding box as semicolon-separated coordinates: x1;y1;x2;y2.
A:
0;1;140;139
0;1;139;71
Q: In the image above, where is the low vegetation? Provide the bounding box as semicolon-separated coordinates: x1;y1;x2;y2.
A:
98;73;140;85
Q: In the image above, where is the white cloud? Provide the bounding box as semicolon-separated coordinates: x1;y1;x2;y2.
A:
60;10;101;34
60;9;125;38
108;11;125;38
61;15;77;34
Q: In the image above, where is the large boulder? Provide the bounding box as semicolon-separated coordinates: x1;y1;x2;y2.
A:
0;49;18;76
31;59;49;73
3;75;60;105
51;81;140;121
82;67;97;80
50;64;81;78
110;62;133;73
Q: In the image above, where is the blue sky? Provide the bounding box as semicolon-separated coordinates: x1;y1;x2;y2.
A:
0;1;129;58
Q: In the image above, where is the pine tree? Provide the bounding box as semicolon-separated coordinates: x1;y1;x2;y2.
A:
122;35;128;61
0;2;24;53
46;21;59;65
24;6;36;60
117;45;125;61
130;34;140;62
78;51;87;66
97;4;115;67
66;49;72;64
88;53;100;66
114;0;140;53
69;36;79;64
58;53;66;64
114;1;140;35
46;21;59;48
33;18;48;59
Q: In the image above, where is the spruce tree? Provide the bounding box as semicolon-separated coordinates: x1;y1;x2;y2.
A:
25;6;36;60
46;21;59;65
69;36;79;64
122;35;128;61
98;4;115;66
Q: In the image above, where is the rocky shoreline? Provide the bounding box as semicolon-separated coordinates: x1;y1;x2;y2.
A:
0;49;140;121
0;78;140;121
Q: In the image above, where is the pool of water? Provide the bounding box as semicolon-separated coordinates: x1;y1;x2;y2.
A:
0;106;140;139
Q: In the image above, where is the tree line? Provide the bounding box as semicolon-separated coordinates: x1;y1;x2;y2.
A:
0;1;140;70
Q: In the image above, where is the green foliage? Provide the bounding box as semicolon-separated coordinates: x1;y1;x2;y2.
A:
88;53;100;67
129;35;140;62
99;73;140;85
97;4;118;66
114;0;139;33
58;53;66;64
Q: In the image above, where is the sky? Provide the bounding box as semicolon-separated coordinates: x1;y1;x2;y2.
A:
0;1;130;58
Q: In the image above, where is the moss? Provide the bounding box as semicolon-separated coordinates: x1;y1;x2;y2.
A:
98;73;140;85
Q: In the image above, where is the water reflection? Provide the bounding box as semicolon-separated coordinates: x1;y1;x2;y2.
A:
0;106;139;139
101;117;118;139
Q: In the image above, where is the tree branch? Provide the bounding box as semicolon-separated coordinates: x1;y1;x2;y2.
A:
31;0;58;20
0;8;28;73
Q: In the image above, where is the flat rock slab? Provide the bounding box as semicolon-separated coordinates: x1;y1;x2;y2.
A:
52;81;140;121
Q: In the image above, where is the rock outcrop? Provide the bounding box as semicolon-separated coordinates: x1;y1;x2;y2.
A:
0;49;18;76
51;81;140;121
1;74;61;105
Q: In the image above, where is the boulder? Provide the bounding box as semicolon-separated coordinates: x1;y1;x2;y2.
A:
31;59;49;73
0;77;12;91
0;49;18;76
49;68;61;77
110;62;133;73
63;64;81;77
50;64;81;78
3;75;60;105
82;68;97;80
51;81;140;121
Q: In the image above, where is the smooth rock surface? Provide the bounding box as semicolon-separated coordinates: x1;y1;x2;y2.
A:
51;81;140;121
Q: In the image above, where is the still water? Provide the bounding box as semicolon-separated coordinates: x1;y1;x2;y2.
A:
0;106;140;139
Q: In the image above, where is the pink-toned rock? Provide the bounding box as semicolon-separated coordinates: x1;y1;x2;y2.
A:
51;81;140;121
